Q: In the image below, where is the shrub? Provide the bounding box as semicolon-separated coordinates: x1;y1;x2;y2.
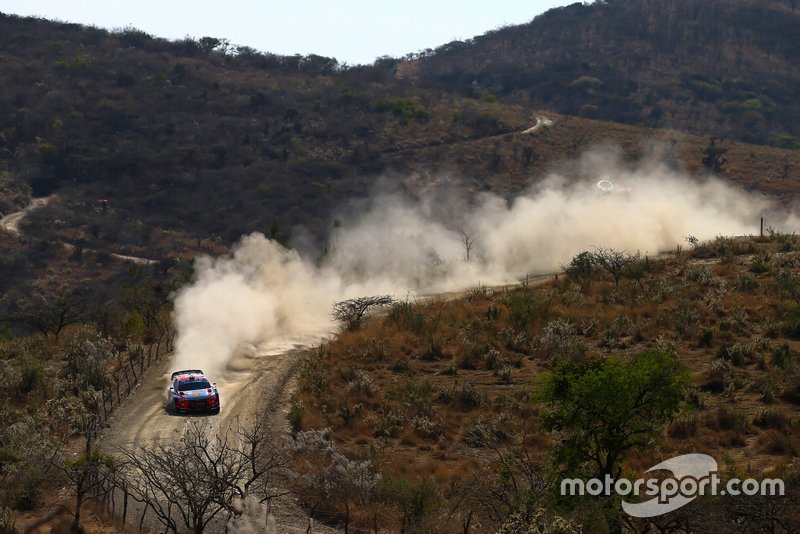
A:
561;251;597;288
753;409;791;431
718;341;756;366
411;413;444;439
705;359;734;393
686;264;722;287
707;406;750;433
756;430;797;456
774;270;800;302
752;374;779;403
734;273;758;292
0;360;21;399
775;252;800;268
781;374;800;404
389;301;429;335
332;295;394;330
771;342;794;370
499;327;532;354
345;368;375;396
483;348;504;371
672;302;699;336
455;382;483;409
535;319;586;360
358;337;388;361
298;349;327;394
287;398;305;433
62;325;116;390
685;386;709;409
373;408;407;437
668;413;699;438
390;380;433;415
391;357;409;372
17;356;45;397
503;289;551;331
749;253;772;274
781;304;800;339
697;327;714;348
421;334;445;361
462;413;512;447
376;475;441;531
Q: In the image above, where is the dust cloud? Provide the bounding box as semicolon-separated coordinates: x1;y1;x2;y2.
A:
169;153;794;377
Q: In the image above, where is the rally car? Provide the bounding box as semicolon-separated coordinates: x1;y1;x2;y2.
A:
165;369;220;415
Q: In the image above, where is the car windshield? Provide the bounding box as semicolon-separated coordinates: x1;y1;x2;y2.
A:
178;379;211;391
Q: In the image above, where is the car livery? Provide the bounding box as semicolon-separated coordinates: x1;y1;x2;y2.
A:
166;369;220;414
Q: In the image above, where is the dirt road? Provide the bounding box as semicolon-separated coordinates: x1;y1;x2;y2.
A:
0;196;50;234
101;336;338;533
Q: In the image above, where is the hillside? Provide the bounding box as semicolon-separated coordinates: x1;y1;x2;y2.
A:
1;5;800;533
292;236;800;532
2;7;800;332
410;0;800;147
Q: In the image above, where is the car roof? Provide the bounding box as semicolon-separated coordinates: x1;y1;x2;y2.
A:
170;369;205;380
175;373;207;381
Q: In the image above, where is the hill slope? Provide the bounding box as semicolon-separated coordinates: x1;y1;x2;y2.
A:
1;10;800;320
410;0;800;146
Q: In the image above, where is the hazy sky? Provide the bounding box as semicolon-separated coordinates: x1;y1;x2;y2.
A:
0;0;579;64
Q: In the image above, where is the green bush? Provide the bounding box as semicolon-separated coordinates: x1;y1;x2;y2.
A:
17;356;44;397
503;289;550;331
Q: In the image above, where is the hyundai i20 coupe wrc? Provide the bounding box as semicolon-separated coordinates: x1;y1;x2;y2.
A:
166;369;220;415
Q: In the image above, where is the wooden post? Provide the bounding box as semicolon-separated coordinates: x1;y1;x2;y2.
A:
761;217;764;237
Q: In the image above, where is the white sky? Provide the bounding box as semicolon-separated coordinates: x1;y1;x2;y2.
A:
0;0;579;65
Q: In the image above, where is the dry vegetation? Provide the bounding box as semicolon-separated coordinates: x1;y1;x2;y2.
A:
291;233;800;532
0;262;180;533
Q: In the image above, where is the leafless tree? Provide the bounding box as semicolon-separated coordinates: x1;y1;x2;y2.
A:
118;420;246;534
468;428;550;525
458;229;476;262
592;247;641;287
116;415;295;533
227;411;293;514
332;295;394;330
2;294;86;340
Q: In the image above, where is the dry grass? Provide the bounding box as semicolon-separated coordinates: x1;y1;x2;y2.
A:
293;234;800;530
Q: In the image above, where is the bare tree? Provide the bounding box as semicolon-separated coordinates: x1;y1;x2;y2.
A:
118;420;246;534
332;295;394;330
468;428;550;525
458;229;476;262
115;412;297;533
227;412;293;516
2;294;86;340
591;247;641;287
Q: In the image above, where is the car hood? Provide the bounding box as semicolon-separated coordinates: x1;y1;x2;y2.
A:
179;389;216;399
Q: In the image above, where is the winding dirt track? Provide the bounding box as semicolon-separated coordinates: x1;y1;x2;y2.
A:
101;347;296;450
0;196;50;234
100;337;336;532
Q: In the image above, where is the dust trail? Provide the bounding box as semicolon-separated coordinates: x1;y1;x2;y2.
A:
169;154;797;376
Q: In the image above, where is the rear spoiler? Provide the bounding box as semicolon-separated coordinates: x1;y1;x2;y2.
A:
170;369;205;380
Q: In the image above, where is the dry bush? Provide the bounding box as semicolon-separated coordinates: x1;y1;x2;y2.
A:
534;319;586;361
753;409;792;432
345;368;376;396
756;429;798;456
706;405;751;434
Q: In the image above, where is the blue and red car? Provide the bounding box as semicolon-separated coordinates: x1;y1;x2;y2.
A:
165;369;220;415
